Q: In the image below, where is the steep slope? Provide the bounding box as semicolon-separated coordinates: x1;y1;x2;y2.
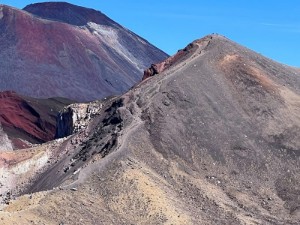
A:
0;91;74;149
0;35;300;224
0;125;13;151
0;3;168;101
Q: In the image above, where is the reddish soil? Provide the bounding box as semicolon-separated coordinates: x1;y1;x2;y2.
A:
143;42;197;80
0;91;73;149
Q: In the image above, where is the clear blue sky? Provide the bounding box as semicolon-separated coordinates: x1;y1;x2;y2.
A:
1;0;300;67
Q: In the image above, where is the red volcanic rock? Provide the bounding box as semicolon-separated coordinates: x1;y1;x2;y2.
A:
0;91;73;149
0;3;168;101
143;42;198;80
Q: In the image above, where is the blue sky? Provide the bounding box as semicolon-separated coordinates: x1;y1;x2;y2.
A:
1;0;300;67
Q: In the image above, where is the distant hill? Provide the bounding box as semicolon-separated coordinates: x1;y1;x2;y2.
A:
0;2;168;101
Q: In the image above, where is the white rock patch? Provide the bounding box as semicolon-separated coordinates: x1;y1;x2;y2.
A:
0;7;3;20
11;153;49;175
87;22;144;71
0;126;13;151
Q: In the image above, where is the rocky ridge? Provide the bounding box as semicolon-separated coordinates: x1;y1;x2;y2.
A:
143;40;201;79
0;35;299;224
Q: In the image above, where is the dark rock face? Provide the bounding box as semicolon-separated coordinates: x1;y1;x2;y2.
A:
0;91;73;149
0;3;168;101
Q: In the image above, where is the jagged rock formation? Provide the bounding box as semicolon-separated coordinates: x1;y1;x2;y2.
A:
0;35;300;224
0;2;168;101
56;101;103;139
143;42;197;79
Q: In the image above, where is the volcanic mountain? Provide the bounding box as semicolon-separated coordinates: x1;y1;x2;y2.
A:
0;35;300;224
0;2;168;101
0;91;73;149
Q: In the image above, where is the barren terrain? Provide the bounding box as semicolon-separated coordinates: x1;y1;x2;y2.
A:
0;2;167;101
0;35;299;224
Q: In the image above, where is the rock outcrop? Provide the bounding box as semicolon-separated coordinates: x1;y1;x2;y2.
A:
0;125;13;151
143;41;201;79
56;101;103;138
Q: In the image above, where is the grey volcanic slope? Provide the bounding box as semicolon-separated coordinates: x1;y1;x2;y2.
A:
1;35;300;224
0;3;168;101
